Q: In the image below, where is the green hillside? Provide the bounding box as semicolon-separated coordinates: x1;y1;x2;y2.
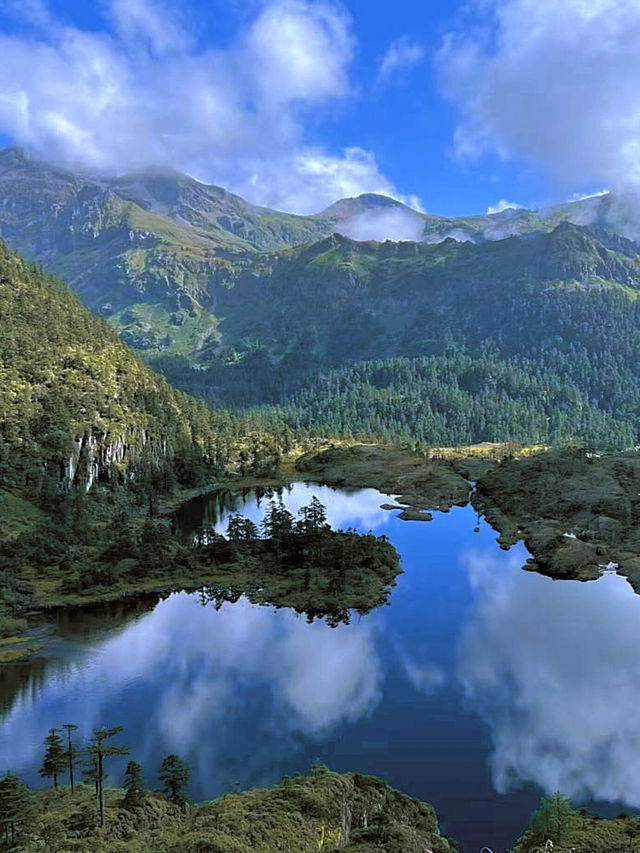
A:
161;225;640;448
0;241;284;496
0;768;455;853
4;148;640;449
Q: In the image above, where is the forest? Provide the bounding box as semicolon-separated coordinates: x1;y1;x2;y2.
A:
153;226;640;451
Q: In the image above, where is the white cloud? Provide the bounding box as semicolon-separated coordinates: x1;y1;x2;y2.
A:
437;0;640;220
335;207;426;242
569;189;609;202
0;0;403;213
378;36;425;82
234;147;408;213
0;593;383;785
108;0;192;55
486;199;524;215
457;548;640;805
246;0;354;104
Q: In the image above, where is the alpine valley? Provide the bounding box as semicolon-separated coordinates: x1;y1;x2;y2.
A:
6;144;640;853
3;146;640;449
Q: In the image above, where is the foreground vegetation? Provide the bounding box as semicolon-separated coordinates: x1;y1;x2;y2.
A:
5;748;640;853
0;764;456;853
513;792;640;853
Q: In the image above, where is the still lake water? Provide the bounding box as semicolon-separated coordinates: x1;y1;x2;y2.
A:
1;483;639;851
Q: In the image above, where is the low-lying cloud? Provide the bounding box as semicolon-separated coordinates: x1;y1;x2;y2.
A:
335;208;426;242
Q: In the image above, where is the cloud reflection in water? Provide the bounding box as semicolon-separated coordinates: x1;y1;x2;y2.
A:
456;548;640;805
0;593;382;792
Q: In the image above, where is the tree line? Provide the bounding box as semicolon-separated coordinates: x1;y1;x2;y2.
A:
0;723;190;847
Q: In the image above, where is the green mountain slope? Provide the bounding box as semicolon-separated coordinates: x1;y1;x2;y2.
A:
4;147;640;448
0;147;343;362
0;146;619;368
0;241;279;497
157;223;640;447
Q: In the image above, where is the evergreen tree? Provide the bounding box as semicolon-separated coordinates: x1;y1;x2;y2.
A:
0;772;31;848
261;499;294;541
39;728;67;788
528;792;576;845
227;513;259;542
123;761;145;810
62;723;79;793
158;754;190;805
81;752;101;797
88;726;129;827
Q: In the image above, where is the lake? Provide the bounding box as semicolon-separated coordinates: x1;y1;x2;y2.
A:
1;482;638;851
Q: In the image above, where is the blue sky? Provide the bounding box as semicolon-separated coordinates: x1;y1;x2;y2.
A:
0;0;634;216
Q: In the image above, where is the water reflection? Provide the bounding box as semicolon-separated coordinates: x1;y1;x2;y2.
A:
175;483;394;540
3;485;640;851
0;593;382;795
457;548;640;806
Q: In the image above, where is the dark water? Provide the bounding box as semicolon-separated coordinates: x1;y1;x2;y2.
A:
1;483;638;851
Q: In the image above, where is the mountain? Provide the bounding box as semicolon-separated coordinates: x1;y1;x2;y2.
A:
0;147;343;361
0;241;278;498
4;146;640;448
156;222;640;447
0;146;623;368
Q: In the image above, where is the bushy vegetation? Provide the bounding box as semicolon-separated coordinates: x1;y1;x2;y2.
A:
0;241;292;499
0;745;455;853
0;494;400;650
513;792;640;853
468;447;640;590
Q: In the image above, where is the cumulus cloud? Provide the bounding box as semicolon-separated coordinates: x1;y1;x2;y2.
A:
486;199;524;215
0;0;404;213
457;548;640;805
378;36;425;83
437;0;640;222
108;0;192;55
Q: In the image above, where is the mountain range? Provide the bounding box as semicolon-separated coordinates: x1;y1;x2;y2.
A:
2;145;640;448
0;145;628;363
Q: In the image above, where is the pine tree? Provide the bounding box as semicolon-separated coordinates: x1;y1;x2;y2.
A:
62;723;79;793
88;726;129;827
0;772;31;848
39;728;67;788
529;792;576;845
227;513;259;542
261;499;294;541
123;761;145;810
158;754;190;805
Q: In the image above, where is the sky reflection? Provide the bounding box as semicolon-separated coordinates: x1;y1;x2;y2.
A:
2;485;640;851
457;550;640;805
